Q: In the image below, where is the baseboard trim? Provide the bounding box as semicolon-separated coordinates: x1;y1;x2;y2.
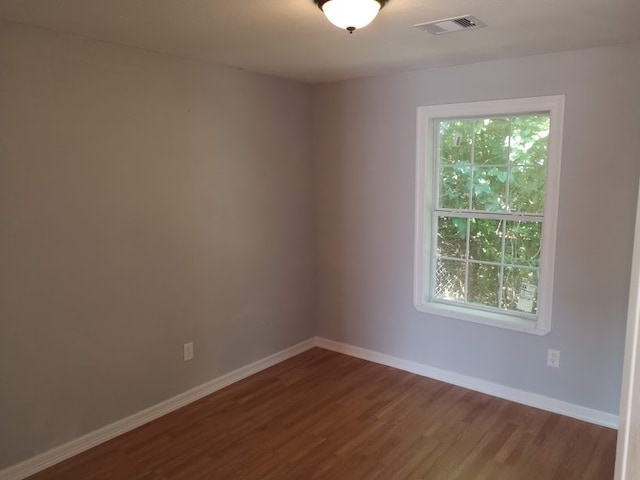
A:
314;337;619;429
0;338;316;480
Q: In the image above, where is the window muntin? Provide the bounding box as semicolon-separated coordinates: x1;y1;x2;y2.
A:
414;97;564;335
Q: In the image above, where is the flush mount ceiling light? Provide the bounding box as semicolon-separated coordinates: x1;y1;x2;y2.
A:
314;0;388;34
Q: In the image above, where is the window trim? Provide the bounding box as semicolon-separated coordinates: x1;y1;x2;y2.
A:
414;96;565;335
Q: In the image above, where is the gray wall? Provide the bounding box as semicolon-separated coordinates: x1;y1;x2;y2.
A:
0;22;314;468
2;17;639;472
312;42;640;415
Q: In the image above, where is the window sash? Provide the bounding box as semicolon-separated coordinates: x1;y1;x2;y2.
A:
429;113;548;317
429;214;543;314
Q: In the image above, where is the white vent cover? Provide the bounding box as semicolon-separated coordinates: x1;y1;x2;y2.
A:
415;15;486;35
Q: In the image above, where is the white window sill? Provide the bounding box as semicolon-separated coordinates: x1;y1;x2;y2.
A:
414;301;550;336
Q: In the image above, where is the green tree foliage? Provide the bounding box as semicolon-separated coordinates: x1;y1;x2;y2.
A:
434;115;549;313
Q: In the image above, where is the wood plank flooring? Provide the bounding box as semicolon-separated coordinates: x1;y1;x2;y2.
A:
27;348;617;479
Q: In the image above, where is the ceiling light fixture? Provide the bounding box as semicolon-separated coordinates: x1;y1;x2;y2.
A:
314;0;388;34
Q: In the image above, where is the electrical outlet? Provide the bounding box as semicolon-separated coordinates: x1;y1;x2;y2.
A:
547;349;560;368
183;342;194;362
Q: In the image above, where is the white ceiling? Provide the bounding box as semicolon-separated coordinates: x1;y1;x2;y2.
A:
1;0;639;83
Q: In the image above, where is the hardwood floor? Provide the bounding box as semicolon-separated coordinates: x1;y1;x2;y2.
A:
27;348;617;479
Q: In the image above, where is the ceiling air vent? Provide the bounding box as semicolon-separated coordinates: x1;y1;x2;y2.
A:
415;15;487;35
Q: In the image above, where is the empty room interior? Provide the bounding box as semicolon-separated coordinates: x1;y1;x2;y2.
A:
1;0;640;479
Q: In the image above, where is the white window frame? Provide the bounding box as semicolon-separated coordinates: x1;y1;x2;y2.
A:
414;96;565;335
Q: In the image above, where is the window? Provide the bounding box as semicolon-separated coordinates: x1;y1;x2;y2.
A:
414;96;564;335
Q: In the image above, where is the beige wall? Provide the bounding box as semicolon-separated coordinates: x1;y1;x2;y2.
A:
312;42;640;415
0;21;314;468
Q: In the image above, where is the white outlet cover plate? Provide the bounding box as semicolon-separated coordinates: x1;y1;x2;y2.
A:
184;342;194;361
547;349;560;367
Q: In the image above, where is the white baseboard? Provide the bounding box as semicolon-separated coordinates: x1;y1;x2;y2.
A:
314;337;619;429
0;338;316;480
1;335;619;479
